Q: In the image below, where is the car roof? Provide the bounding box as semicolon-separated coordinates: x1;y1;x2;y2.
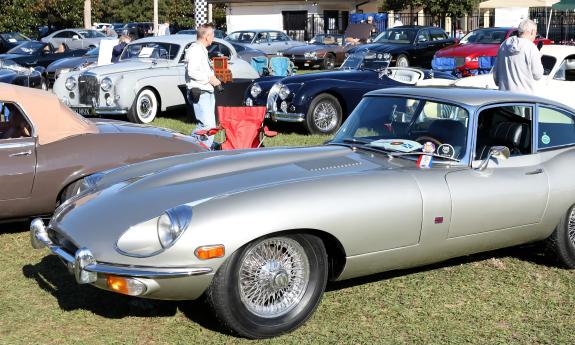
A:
130;35;229;48
366;87;573;110
541;44;575;59
392;25;441;30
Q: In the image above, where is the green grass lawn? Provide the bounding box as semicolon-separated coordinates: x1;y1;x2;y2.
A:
1;117;575;344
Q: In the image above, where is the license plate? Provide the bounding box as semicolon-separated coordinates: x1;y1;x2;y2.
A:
72;107;93;116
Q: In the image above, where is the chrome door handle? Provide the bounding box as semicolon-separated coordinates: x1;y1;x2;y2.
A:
525;168;543;175
9;150;32;157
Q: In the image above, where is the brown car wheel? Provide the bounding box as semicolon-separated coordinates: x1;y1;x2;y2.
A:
546;204;575;268
206;234;328;339
322;53;336;70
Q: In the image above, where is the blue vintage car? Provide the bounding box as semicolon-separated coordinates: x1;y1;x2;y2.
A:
244;51;456;134
0;59;45;89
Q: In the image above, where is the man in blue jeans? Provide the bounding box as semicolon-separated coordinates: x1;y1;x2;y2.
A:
185;23;221;147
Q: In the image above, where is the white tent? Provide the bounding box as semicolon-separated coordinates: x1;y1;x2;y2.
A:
479;0;560;38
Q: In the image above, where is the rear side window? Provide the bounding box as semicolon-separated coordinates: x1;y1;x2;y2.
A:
538;106;575;150
430;29;447;41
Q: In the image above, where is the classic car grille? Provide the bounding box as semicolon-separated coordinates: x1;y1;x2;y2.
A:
46;71;56;83
78;74;100;106
266;83;282;113
48;228;79;255
455;57;466;67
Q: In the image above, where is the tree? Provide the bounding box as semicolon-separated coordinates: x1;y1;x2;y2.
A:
381;0;479;17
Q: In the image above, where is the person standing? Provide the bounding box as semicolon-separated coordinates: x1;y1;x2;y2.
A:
493;19;544;94
104;25;117;38
185;23;221;147
111;35;131;62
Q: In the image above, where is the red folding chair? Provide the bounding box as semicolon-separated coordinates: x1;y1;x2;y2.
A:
195;106;277;150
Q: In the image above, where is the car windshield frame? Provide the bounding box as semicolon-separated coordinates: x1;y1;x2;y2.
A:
119;42;181;61
6;41;46;55
226;31;256;43
340;51;391;71
460;28;509;45
330;95;471;164
374;28;417;44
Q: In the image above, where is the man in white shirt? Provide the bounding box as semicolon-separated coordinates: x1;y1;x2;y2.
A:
392;15;403;28
185;23;221;147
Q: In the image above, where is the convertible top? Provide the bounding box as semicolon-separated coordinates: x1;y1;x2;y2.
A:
1;83;97;145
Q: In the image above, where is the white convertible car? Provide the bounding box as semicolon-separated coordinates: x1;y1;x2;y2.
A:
419;45;575;109
53;35;260;123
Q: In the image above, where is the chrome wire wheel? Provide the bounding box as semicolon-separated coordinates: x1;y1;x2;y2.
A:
238;237;310;318
313;101;338;132
568;207;575;246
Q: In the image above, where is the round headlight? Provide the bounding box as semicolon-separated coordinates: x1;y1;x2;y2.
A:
101;77;113;92
279;85;290;100
57;68;71;78
250;83;262;98
65;77;76;91
245;97;253;106
157;205;192;249
280;101;288;113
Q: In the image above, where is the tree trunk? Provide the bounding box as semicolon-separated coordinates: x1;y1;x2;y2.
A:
84;0;91;29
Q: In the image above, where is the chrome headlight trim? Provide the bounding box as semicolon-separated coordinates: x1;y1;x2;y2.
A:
250;83;262;98
65;76;77;91
100;77;113;92
157;205;193;249
279;85;290;100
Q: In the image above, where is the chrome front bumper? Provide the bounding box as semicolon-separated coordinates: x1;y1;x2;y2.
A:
30;219;212;285
270;112;305;123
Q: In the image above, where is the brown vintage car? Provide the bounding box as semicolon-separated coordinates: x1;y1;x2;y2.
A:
0;84;204;221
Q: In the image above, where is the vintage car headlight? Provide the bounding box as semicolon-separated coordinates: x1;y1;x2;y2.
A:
245;97;254;106
279;85;290;100
65;76;77;91
116;205;192;257
100;77;113;91
61;172;106;202
250;83;262;98
304;51;317;59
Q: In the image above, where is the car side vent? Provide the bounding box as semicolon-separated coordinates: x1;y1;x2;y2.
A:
297;157;361;172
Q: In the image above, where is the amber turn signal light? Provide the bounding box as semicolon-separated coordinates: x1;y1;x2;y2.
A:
106;275;146;296
195;245;225;260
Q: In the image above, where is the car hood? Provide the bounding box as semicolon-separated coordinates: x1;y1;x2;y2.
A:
80;59;172;75
435;43;498;58
0;53;26;61
0;69;17;81
47;56;97;72
92;119;194;139
53;145;416;245
349;43;407;54
283;45;331;54
279;69;375;84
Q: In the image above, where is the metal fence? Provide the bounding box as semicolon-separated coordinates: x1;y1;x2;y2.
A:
530;7;575;44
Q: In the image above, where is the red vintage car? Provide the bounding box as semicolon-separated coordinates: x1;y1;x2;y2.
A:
433;27;553;77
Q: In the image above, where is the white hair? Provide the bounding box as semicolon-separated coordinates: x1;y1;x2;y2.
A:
518;19;537;36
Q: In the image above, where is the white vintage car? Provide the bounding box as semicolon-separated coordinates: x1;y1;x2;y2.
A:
53;35;260;123
419;45;575;109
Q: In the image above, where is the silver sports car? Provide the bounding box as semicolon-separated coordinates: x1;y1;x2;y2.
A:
31;87;575;338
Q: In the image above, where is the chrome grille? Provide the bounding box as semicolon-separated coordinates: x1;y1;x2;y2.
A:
455;57;466;67
78;74;99;106
266;83;281;113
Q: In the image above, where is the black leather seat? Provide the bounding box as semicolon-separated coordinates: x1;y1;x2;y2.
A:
476;121;530;159
427;119;467;148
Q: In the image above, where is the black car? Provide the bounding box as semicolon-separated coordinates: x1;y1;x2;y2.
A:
348;26;455;68
121;22;154;40
0;59;44;89
245;51;456;134
45;46;99;87
0;32;31;54
0;41;89;70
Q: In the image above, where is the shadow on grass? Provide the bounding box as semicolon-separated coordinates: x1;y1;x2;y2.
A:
21;255;227;333
0;220;29;234
326;244;558;293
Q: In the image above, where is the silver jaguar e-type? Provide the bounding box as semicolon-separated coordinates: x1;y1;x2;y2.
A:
31;87;575;338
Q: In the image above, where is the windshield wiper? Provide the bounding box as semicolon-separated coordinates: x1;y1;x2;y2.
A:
328;139;393;157
389;151;460;162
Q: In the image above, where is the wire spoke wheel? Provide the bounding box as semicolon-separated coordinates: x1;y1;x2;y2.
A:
313;101;338;132
238;237;310;318
568;207;575;246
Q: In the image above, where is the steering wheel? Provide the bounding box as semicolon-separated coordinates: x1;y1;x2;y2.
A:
415;136;442;147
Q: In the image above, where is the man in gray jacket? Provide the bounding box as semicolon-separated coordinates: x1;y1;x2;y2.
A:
493;19;544;94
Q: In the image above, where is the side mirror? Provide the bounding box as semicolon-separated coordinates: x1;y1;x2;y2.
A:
72;35;80;40
476;146;510;171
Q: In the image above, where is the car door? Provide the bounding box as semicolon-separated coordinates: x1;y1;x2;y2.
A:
445;104;549;238
412;29;434;67
252;32;271;54
0;102;36;201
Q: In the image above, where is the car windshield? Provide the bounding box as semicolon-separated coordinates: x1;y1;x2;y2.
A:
226;31;255;43
7;41;45;55
331;96;470;161
1;32;30;42
78;30;106;38
120;42;180;60
460;28;509;44
542;55;556;75
309;34;342;45
340;51;391;70
374;29;416;44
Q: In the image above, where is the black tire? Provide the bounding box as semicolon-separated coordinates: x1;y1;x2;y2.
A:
304;93;342;135
396;54;410;67
206;234;328;339
322;53;336;70
546;205;575;268
127;88;159;124
40;77;48;91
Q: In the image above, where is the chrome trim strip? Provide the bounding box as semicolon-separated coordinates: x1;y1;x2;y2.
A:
271;112;305;123
31;219;212;279
0;141;35;149
94;109;128;115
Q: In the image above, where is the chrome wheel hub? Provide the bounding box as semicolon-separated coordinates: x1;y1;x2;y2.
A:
313;101;338;132
568;208;575;245
139;97;153;119
239;237;310;318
